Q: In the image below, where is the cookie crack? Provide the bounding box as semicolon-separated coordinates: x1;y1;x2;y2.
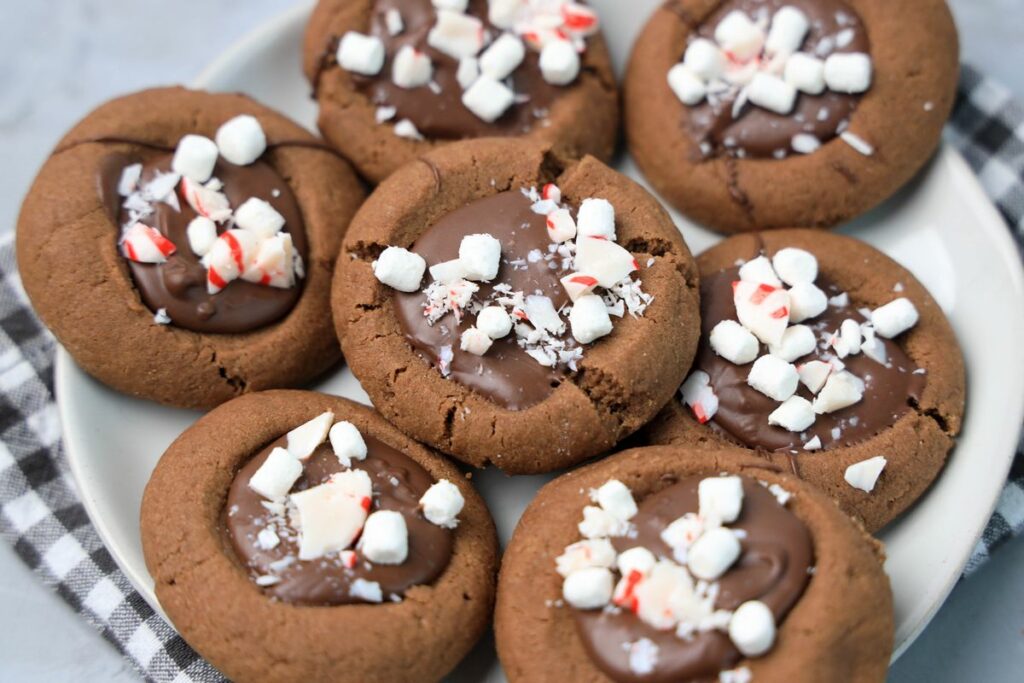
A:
210;350;247;394
723;158;756;224
571;365;630;435
346;240;388;262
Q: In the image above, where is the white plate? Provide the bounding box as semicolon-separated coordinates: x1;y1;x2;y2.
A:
57;1;1024;679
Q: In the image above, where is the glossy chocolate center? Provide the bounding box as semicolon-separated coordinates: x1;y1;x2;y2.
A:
101;152;308;334
685;0;869;158
696;267;925;451
356;0;560;139
574;477;813;682
224;435;453;606
393;190;572;410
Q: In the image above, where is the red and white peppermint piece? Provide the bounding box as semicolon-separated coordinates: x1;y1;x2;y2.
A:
824;52;872;93
738;255;781;287
555;539;616;578
540;39;580;86
768;395;816;432
576;198;616;240
420;479;465;528
871;298;919;338
797;359;832;394
561;3;600;37
569;294;612;344
560;272;598;301
171;134;218;182
563;566;614;610
733;280;790;346
844;456;887;493
340;550;358;569
769;324;816;362
392;45;433;89
680;370;719;424
687;527;741;580
358;510;409;565
631;561;696;629
290;469;372;561
248;447;302;500
524;294;565;334
337;31;386;76
765;6;809;56
811;371;864;414
180;176;231;223
575;236;637;288
215;115;267;166
480;32;525;81
660;513;704;563
710;319;760;365
329;420;367;467
747;354;799;402
234;197;285;238
428;10;485;60
546;208;577;243
205;229;257;294
460;327;493;356
698;476;744;525
121;223;176;263
542;183;562;204
616;547;656;578
244;233;295;289
286;410;334;461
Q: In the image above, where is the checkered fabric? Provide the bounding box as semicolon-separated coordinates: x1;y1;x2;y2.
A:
0;65;1022;681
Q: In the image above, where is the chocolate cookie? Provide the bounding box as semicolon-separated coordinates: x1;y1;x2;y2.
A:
303;0;619;183
334;138;701;474
644;230;965;532
141;390;498;683
624;0;959;233
16;87;365;409
495;445;894;682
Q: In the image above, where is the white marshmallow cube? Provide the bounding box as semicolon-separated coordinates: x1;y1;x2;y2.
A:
576;198;616;239
287;411;334;460
687;527;741;580
839;318;862;355
373;246;426;292
186;217;218;257
812;371;864;414
489;0;524;30
540;39;581;86
563;567;614;609
595;479;638;521
420;480;465;528
215;115;267;166
546;208;577;243
771;247;818;285
578;505;630;539
660;513;704;562
684;38;726;81
699;476;745;525
784;52;826;95
714;11;765;62
385;8;404;36
747;355;799;402
248;447;302;500
668;64;706;106
329;420;367;467
797;359;832;394
738;255;782;287
337;31;386;76
555;539;617;577
525;294;565;334
432;0;467;10
574;236;637;287
747;73;797;115
392;45;433;89
871;298;919;338
481;32;525;81
765;6;809;56
358;510;409;564
462;75;515;122
172;135;218;182
456;57;480;90
824;52;873;93
729;601;777;657
476;306;513;339
787;282;828;322
769;324;816;362
460;327;493;356
234;198;285;238
710;320;760;365
428;10;485;60
844;456;887;493
570;294;614;344
768;396;816;432
617;547;657;577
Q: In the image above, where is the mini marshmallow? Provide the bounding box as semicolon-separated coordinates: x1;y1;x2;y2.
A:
684;38;726;81
476;306;513;339
540;39;581;86
563;567;614;610
769;324;816;362
784;52;826;95
456;56;480;89
428;10;485;60
556;539;617;577
186;217;218;257
488;0;524;30
248;447;302;500
747;354;799;402
358;510;409;565
871;298;919;338
667;64;706;106
122;223;176;263
729;601;776;657
823;52;872;93
234;197;285;238
595;479;638;521
771;248;818;286
812;371;863;414
738;256;782;287
392;45;433;88
680;370;719;424
660;513;704;562
460;327;493;356
480;32;525;81
839;318;862;355
570;294;614;344
462;75;515;123
733;281;790;347
765;6;809;56
337;31;386;76
687;527;741;580
699;476;745;525
172;135;218;182
747;73;797;115
844;456;887;493
215;115;267;166
431;0;467;10
256;528;280;551
290;471;371;560
617;547;657;577
420;480;465;528
546;208;577;243
710;320;760;365
287;411;334;460
576;198;616;239
525;295;565;334
579;505;630;539
560;273;598;302
714;11;764;62
373;246;426;292
349;578;383;603
787;281;828;322
329;420;367;467
574;237;637;288
797;360;832;394
768;396;816;432
385;8;404;36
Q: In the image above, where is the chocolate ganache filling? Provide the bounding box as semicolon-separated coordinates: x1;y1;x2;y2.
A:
100;152;307;334
575;477;813;682
224;435;453;606
393;190;572;410
697;267;925;451
686;0;869;158
356;0;560;139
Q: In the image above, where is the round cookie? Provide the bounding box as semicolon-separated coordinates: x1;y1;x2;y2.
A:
644;229;965;532
334;137;701;474
303;0;619;184
141;390;498;683
624;0;959;233
495;445;894;682
17;87;365;409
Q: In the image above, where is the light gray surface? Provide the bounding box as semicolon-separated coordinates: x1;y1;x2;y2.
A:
0;0;1021;680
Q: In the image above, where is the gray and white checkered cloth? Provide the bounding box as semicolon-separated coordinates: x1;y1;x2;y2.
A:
0;65;1022;682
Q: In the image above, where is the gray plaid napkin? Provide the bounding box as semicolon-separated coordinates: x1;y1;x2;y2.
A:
0;65;1022;682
